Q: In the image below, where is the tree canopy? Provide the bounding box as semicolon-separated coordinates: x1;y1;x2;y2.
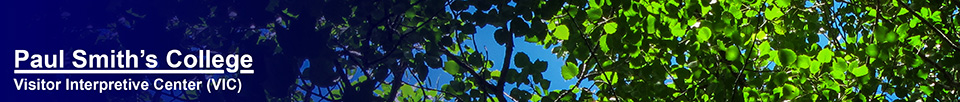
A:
36;0;960;101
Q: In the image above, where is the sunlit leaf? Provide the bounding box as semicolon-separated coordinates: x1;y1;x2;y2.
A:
603;22;618;34
895;23;909;42
697;27;713;42
851;65;868;77
599;35;610;52
554;25;570;40
817;49;834;63
775;0;791;8
561;62;579;80
810;60;821;73
598;72;619;85
444;60;462;76
831;58;847;79
797;55;811;68
724;45;740;62
765;7;783;20
921;86;933;95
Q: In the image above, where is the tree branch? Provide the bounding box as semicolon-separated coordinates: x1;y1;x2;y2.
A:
896;0;960;90
296;79;339;101
495;34;514;102
332;61;357;100
553;8;621;102
386;63;406;101
895;0;960;53
912;48;958;89
437;43;500;99
357;66;462;99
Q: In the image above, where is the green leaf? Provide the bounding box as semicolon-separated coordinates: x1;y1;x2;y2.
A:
561;62;579;80
797;55;811;68
528;60;548;72
531;94;542;102
910;16;921;28
774;24;786;35
441;36;454;46
444;60;462;76
515;52;532;67
510;18;529;35
755;30;768;40
918;69;928;79
831;58;847;79
895;23;909;42
920;86;933;95
603;22;618;34
554;25;570;40
817;49;834;63
775;0;791;8
540;80;551;91
758;41;771;54
897;8;908;16
697;27;713;42
810;60;822;73
670;22;686;37
728;3;743;19
765;8;784;20
874;25;891;42
624;7;638;17
401;85;414;96
781;84;799;99
598;71;619;85
282;8;300;18
645;15;657;32
824;80;840;91
866;44;878;57
746;10;758;17
778;49;797;66
726;45;741;61
920;8;931;17
851;65;868;77
587;8;602;20
599;35;610;52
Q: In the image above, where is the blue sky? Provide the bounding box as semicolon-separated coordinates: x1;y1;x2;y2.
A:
416;24;588;96
441;2;595;97
417;2;593;98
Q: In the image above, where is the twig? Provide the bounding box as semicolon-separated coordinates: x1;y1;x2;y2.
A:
895;0;960;53
896;0;960;89
437;43;500;98
913;48;958;89
503;91;519;102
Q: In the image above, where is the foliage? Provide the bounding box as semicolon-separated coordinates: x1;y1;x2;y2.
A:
520;0;960;101
61;0;960;101
444;0;960;101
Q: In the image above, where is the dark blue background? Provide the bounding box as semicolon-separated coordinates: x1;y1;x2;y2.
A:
1;0;285;101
